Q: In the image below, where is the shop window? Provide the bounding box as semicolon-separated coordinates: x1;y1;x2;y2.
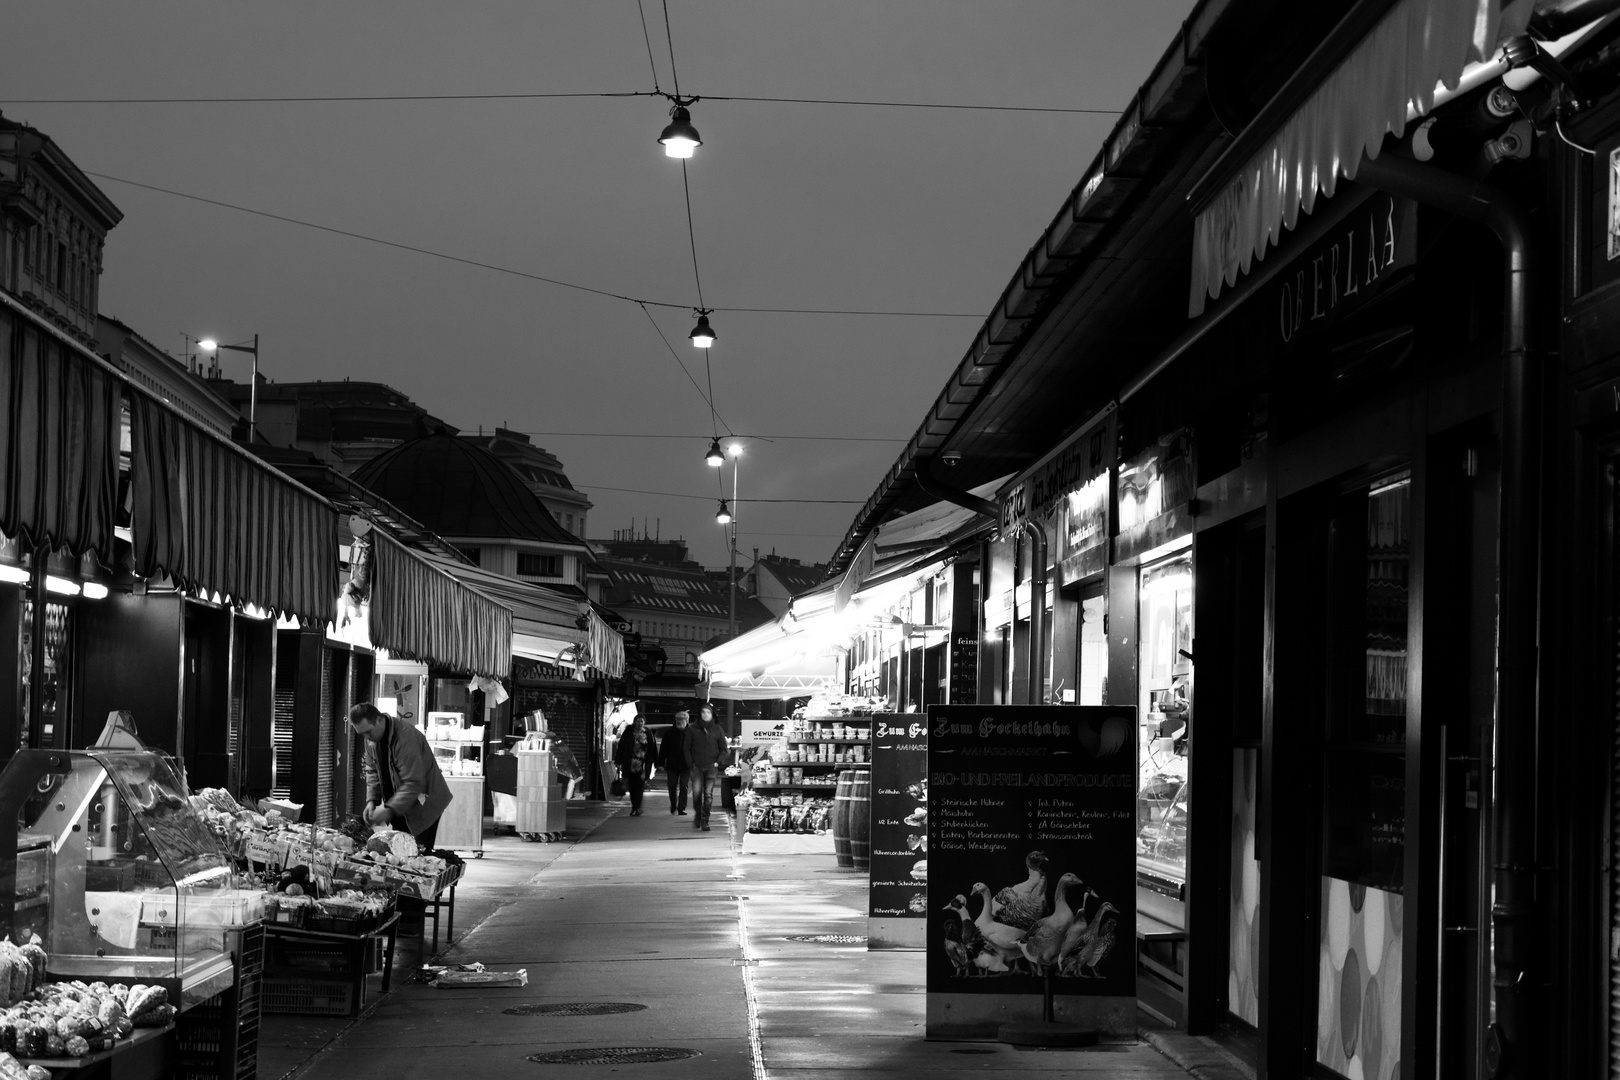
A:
518;552;558;577
1137;553;1193;881
19;600;72;749
459;546;481;567
1079;593;1106;705
1315;474;1410;1078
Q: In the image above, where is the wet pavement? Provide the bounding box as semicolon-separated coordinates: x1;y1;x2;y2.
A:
260;793;1252;1080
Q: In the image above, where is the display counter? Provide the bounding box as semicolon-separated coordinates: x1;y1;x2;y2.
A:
0;748;269;1080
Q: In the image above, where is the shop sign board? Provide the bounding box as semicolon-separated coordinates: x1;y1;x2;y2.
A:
1059;470;1110;583
1273;194;1415;347
948;563;979;705
1116;430;1196;561
1000;428;1109;538
925;704;1137;1038
868;715;930;949
740;718;790;746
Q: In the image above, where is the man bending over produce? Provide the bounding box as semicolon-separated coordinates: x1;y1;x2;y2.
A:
350;701;452;934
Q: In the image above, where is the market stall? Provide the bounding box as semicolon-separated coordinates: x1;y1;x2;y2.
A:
734;699;880;856
0;744;271;1080
194;788;465;1013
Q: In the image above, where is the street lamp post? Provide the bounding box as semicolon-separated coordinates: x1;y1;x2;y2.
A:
199;334;260;443
715;443;742;737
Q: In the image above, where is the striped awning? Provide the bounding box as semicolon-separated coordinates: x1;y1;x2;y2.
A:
1190;0;1527;315
128;387;339;623
366;528;512;679
0;305;120;562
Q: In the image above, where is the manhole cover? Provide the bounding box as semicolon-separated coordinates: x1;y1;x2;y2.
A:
527;1047;701;1065
504;1003;648;1016
785;934;868;944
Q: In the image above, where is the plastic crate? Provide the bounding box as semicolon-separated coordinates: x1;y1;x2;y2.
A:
261;975;359;1017
175;969;262;1080
267;936;364;976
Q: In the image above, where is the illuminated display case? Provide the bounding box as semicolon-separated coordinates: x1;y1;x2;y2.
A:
0;748;252;1008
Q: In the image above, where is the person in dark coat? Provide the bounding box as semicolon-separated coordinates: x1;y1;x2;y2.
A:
614;714;658;816
660;709;693;814
681;703;731;830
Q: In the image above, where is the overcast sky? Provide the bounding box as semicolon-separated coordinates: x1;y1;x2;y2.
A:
2;2;1196;569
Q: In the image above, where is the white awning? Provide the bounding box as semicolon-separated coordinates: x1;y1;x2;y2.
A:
1190;0;1529;316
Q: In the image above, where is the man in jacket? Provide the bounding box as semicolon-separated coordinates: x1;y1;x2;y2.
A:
660;709;693;815
351;701;453;849
681;702;730;831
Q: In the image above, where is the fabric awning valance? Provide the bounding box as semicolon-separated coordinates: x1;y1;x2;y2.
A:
415;553;625;679
367;529;511;679
0;306;120;562
129;388;338;622
1189;0;1522;316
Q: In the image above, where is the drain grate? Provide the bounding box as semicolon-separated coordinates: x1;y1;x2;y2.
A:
504;1003;647;1017
952;1047;997;1055
785;934;868;944
661;857;718;861
527;1047;700;1065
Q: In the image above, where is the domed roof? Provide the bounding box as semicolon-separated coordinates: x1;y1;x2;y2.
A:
353;432;584;548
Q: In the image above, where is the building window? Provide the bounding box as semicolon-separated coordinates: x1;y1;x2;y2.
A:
517;552;558;577
459;546;481;566
564;514;573;531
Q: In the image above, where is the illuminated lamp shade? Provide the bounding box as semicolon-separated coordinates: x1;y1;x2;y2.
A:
44;576;80;596
715;499;733;526
81;582;109;600
658;106;702;159
688;313;716;349
705;438;725;467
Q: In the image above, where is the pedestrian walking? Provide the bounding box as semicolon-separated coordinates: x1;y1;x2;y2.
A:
614;714;657;816
660;708;693;814
682;702;731;830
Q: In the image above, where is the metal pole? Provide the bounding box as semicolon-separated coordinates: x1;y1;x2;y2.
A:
727;454;738;737
28;545;46;748
248;333;259;444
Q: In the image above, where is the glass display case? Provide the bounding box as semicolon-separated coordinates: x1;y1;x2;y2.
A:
0;748;252;1008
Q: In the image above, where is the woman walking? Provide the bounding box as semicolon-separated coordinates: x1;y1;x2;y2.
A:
614;714;657;816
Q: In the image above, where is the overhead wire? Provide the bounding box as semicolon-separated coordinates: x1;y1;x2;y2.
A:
636;302;731;428
507;430;904;443
82;171;978;317
636;0;663;95
0;90;1116;114
574;482;861;503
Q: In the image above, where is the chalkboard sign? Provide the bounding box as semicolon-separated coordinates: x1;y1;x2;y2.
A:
868;715;929;948
925;704;1136;1036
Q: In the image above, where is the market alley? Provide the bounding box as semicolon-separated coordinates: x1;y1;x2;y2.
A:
264;797;1249;1080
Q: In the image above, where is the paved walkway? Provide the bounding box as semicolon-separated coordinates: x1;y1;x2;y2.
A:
262;792;1252;1080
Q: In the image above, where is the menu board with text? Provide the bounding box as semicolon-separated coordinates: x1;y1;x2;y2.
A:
926;705;1136;1002
868;716;929;936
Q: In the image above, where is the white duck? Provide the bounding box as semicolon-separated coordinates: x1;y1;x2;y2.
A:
969;882;1027;968
1018;873;1082;971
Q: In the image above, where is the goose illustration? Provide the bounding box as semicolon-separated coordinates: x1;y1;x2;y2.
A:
1057;886;1098;968
941;903;972;976
943;893;1006;974
1017;873;1083;972
970;882;1028;968
1062;899;1119;979
992;851;1051;929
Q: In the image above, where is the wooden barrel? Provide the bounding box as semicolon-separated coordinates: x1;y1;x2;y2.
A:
848;770;872;872
831;770;855;868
